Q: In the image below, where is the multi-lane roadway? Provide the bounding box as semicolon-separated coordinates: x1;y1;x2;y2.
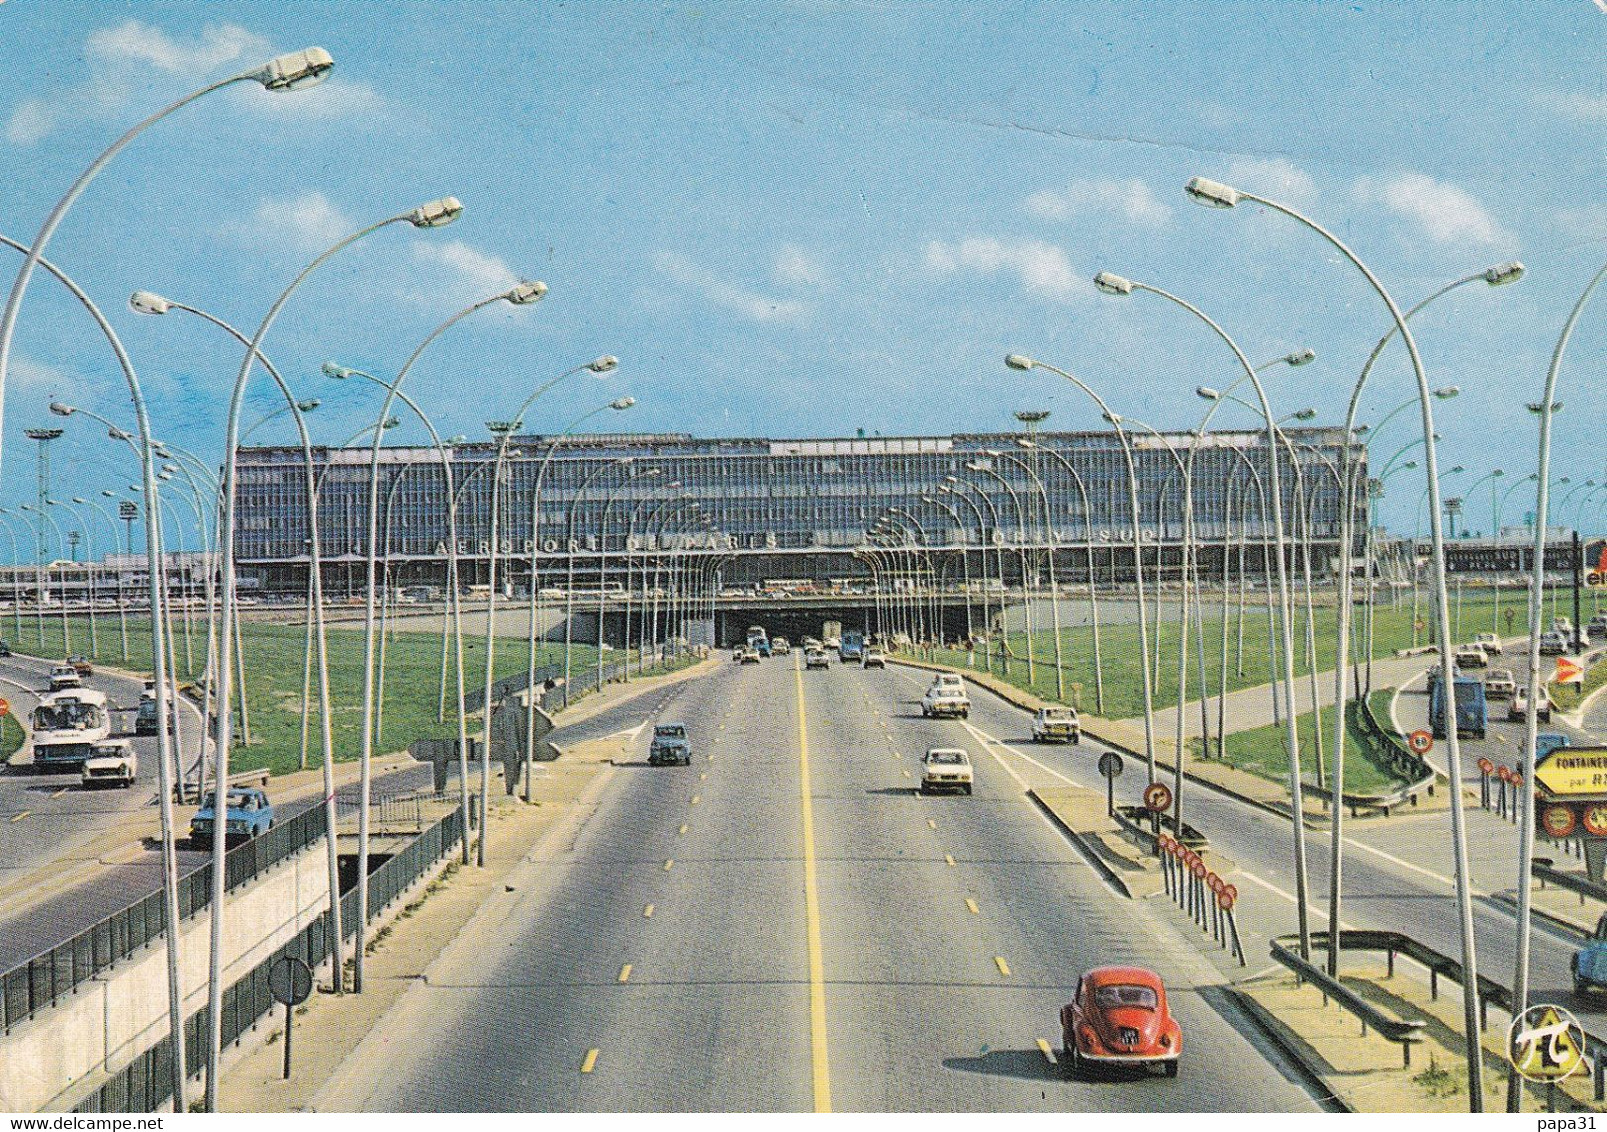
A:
316;652;1323;1112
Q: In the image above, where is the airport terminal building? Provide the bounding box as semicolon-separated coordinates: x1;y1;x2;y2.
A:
231;427;1365;598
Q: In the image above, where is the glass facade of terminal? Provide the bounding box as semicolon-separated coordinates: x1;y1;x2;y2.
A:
231;427;1364;592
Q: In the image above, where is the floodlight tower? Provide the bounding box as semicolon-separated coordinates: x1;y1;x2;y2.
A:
24;427;62;563
1014;409;1051;621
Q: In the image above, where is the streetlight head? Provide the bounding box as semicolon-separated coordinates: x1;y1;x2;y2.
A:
1102;410;1123;425
1527;401;1563;413
609;397;635;410
1352;424;1370;435
1092;271;1133;295
72;497;86;505
297;398;320;412
381;416;400;429
1432;385;1460;399
48;402;75;417
250;47;335;92
1004;353;1036;371
101;490;114;498
1483;261;1525;286
322;362;354;379
1284;348;1316;367
1291;408;1317;421
588;355;619;374
128;290;172;316
1492;468;1505;477
1196;386;1221;402
504;280;547;305
160;464;179;475
1185;176;1239;208
157;470;173;481
1402;461;1418;470
1451;465;1466;474
407;196;464;229
45;499;60;506
108;426;132;441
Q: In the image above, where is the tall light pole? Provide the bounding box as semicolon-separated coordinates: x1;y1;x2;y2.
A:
208;198;464;1103
79;494;130;661
1185;175;1488;1105
597;468;661;690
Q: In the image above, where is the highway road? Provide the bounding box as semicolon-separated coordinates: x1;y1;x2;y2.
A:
317;654;1323;1112
0;649;204;890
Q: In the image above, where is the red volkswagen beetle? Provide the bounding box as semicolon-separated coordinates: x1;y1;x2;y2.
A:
1060;966;1181;1077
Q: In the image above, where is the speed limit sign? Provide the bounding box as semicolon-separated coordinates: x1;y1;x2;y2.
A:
1543;804;1579;839
1408;729;1433;755
1584;804;1607;838
0;697;10;717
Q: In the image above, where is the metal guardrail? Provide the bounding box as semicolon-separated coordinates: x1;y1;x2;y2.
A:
73;804;466;1114
1339;695;1438;815
1533;858;1607;906
0;801;326;1035
1270;932;1428;1066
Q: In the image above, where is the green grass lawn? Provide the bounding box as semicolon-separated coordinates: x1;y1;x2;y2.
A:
1184;687;1405;795
1551;651;1607;713
0;713;23;759
1;612;683;776
934;592;1520;718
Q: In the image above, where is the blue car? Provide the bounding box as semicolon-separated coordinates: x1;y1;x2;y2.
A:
648;723;692;766
1537;733;1572;761
189;786;275;848
1574;914;1607;995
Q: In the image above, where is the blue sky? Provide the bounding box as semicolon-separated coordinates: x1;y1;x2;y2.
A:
2;1;1605;540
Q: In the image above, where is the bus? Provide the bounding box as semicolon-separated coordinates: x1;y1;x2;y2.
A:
31;688;112;770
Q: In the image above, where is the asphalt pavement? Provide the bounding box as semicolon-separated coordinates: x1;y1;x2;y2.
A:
316;653;1321;1112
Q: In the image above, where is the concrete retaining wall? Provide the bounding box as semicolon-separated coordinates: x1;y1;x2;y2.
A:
0;844;331;1113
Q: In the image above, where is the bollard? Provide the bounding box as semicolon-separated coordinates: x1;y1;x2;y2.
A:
1593;1052;1604;1102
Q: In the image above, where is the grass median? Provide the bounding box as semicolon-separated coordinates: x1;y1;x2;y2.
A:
934;593;1516;718
2;612;691;777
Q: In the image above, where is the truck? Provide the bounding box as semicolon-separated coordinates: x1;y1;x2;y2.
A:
1427;672;1488;741
822;620;842;647
839;630;866;662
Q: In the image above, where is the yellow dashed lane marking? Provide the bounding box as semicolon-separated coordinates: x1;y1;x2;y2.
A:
1037;1038;1056;1064
927;819;937;830
678;823;689;835
51;788;67;799
691;795;701;805
580;1049;599;1073
643;904;654;918
699;773;707;781
995;956;1011;977
945;853;956;867
618;964;632;983
10;810;29;822
901;770;912;779
966;898;980;915
663;858;675;871
793;650;832;1112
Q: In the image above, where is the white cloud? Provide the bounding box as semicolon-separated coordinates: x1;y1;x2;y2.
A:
5;98;57;145
222;191;354;254
923;237;1079;301
85;20;267;73
9;355;74;394
1023;178;1171;226
654;251;810;324
775;244;829;287
1353;172;1511;246
1220;156;1317;204
407;239;522;305
1534;89;1607;123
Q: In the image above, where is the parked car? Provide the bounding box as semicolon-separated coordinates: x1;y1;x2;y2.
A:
1033;706;1081;744
805;647;829;670
739;647;761;664
67;655;94;678
1061;966;1181;1077
919;747;973;795
189;787;274;848
47;663;82;691
862;647;887;669
921;684;970;719
648;722;692;766
1473;632;1503;656
1483;668;1517;700
1540;631;1570;656
1510;686;1553;723
80;740;137;789
1454;644;1489;670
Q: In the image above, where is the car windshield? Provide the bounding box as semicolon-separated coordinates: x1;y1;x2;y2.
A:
655;726;686;739
34;703;100;730
1093;983;1158;1010
927;751;965;764
202;790;255;812
1044;709;1073;720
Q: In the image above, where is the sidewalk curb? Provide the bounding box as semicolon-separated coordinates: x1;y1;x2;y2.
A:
1026;790;1133;900
1223;985;1353;1113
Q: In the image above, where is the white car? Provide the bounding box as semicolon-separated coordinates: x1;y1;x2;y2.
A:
1510;686;1553;723
804;648;830;670
1539;631;1569;656
1473;632;1503;656
48;664;82;691
862;648;887;669
1033;706;1081;744
921;685;971;719
920;747;973;795
1454;644;1489;670
928;673;966;694
80;740;137;789
1483;668;1517;700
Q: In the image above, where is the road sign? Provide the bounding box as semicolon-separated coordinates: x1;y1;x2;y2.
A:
1584;804;1607;838
1407;729;1433;755
1556;657;1584;685
1143;782;1172;813
268;955;313;1082
1498;764;1513;783
0;698;10;717
1097;751;1123;779
1535;747;1607;796
1477;757;1495;776
1542;804;1578;839
1506;1003;1586;1082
